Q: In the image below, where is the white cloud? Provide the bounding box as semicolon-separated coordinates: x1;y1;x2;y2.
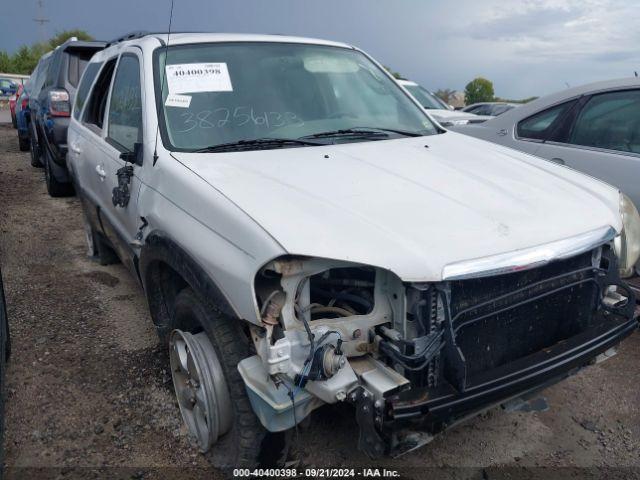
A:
467;0;640;61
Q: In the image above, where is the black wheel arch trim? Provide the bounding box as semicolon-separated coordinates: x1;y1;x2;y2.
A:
139;231;240;335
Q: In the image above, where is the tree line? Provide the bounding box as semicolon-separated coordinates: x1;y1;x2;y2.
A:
0;30;93;75
385;65;536;106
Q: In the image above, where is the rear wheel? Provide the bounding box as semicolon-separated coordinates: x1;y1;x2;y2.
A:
18;135;29;152
170;288;290;470
44;149;74;197
29;124;42;168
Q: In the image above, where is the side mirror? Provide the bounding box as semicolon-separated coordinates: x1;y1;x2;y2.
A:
119;142;143;166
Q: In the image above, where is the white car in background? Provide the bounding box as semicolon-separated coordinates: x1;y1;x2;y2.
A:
398;79;492;127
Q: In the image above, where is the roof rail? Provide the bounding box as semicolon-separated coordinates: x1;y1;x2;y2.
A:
105;31;150;48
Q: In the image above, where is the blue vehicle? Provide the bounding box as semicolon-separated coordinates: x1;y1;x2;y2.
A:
29;38;105;197
0;78;18;97
15;59;47;151
17;53;52;154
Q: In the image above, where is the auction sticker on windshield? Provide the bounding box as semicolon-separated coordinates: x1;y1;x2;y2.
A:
165;93;192;108
166;63;233;94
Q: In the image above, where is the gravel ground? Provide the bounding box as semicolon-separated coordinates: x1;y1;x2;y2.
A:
0;122;639;479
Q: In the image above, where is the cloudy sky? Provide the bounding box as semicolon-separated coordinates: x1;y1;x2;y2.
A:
2;0;639;98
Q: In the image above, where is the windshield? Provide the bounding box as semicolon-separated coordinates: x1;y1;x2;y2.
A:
403;84;448;110
155;42;438;151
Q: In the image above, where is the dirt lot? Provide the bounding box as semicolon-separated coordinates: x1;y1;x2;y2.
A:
0;121;639;479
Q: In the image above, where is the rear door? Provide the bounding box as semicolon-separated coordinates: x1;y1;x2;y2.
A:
535;88;640;209
74;58;118;231
68;60;104;203
95;48;146;274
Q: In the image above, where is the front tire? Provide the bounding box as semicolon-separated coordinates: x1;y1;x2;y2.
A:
171;288;290;469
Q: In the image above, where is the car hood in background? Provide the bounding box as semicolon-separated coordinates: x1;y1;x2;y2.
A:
172;132;621;281
425;109;493;126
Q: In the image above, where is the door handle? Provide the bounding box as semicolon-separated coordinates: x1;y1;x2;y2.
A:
550;158;565;165
95;165;106;179
70;144;82;155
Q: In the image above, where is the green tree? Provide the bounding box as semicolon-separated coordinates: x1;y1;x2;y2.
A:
0;29;93;75
464;77;495;105
48;29;93;50
383;65;405;80
0;51;12;73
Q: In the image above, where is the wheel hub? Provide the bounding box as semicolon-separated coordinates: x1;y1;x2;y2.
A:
169;330;233;452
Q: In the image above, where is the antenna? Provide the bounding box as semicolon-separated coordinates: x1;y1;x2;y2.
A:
153;0;175;166
33;0;50;43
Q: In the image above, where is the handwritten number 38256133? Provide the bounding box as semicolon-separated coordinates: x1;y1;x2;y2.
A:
176;107;304;133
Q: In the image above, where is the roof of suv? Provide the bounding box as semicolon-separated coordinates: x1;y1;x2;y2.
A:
59;39;107;51
93;32;354;61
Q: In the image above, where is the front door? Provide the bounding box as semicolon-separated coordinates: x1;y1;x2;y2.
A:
97;50;146;275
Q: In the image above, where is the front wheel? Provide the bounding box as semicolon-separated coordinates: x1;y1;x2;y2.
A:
170;288;290;469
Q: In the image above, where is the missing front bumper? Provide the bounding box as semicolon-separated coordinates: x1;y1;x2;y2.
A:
358;313;637;458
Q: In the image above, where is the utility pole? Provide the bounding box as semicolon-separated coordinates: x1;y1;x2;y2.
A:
33;0;49;43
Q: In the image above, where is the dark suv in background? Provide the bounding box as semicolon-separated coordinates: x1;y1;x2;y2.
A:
30;38;105;197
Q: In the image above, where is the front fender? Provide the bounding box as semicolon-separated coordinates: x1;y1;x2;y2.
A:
139;231;239;337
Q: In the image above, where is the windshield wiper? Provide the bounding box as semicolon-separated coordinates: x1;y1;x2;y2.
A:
194;137;326;153
299;127;423;140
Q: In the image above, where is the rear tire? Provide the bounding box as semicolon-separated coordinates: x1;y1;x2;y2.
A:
171;288;290;470
18;135;29;152
44;149;74;198
29;125;42;168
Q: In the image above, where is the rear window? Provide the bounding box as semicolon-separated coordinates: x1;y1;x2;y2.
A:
67;50;95;87
73;62;102;120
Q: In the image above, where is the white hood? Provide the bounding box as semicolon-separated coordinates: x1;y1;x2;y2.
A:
172;132;621;281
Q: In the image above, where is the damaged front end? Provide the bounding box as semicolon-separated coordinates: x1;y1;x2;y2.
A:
238;243;637;458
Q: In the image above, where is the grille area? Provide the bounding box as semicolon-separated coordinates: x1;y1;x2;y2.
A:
449;250;601;377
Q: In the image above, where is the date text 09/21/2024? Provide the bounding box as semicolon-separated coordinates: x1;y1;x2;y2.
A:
232;468;401;478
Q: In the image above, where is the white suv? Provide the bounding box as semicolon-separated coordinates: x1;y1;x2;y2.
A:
67;32;639;468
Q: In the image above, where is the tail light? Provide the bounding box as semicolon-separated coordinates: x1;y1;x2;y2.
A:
21;97;28;110
49;89;71;117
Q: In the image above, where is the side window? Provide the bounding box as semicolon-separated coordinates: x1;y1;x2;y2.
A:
44;50;61;88
31;57;51;97
73;62;102;120
569;90;640;155
83;59;117;129
516;101;575;141
107;55;142;152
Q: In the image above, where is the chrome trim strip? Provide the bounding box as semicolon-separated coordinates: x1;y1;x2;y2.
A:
442;226;617;281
